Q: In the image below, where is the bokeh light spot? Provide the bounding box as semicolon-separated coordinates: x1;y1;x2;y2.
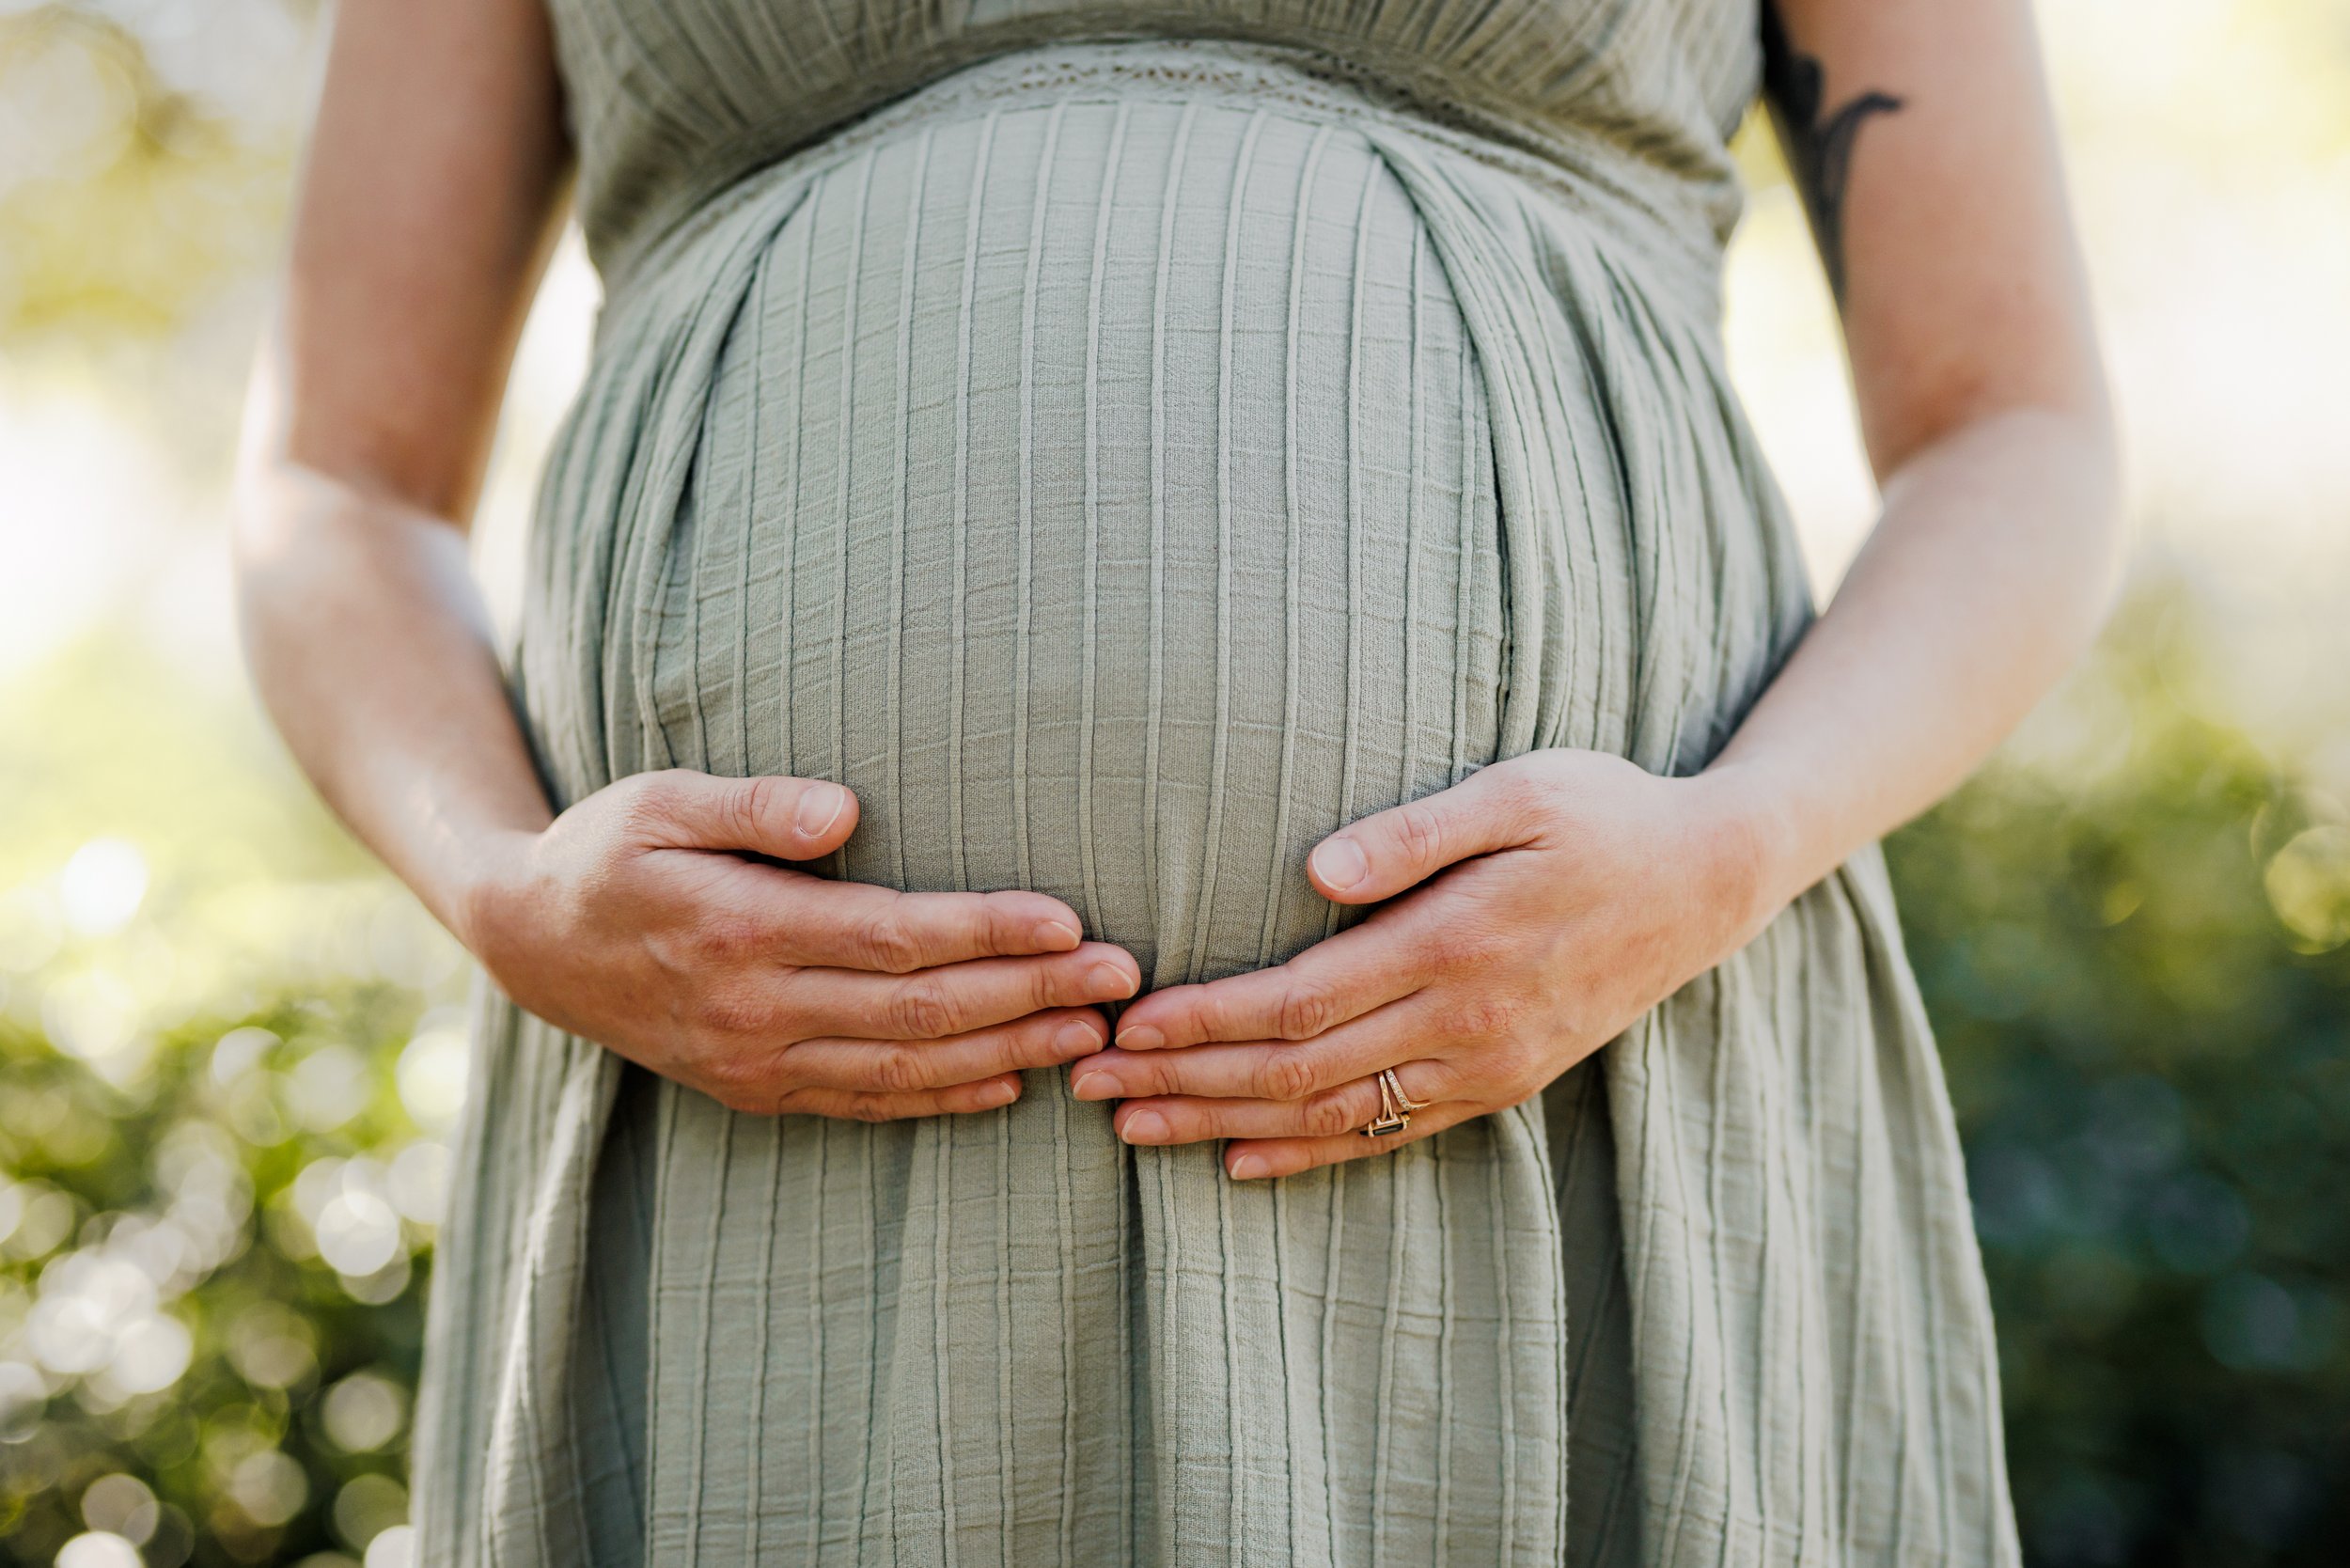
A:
80;1472;159;1544
58;839;149;938
365;1524;418;1568
226;1302;316;1391
316;1189;402;1278
321;1370;406;1453
108;1311;191;1395
227;1448;308;1527
385;1141;448;1227
2263;823;2350;950
54;1532;141;1568
290;1043;371;1133
331;1472;407;1553
209;1026;279;1088
395;1027;469;1132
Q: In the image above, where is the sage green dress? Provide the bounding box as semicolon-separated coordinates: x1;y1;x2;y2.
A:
411;3;2023;1563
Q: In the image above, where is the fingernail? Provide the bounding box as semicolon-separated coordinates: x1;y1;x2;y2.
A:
1070;1070;1117;1101
795;782;847;836
1230;1153;1270;1180
1034;918;1082;949
1120;1109;1170;1144
1055;1018;1103;1056
979;1078;1019;1107
1311;837;1368;890
1090;961;1136;997
1115;1024;1165;1052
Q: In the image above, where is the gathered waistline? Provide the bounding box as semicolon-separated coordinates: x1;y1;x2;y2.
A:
593;36;1729;330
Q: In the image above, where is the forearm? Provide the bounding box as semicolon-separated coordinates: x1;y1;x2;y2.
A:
232;0;576;949
1702;400;2123;918
232;460;549;945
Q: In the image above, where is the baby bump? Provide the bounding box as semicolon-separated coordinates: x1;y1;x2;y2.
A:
637;100;1508;986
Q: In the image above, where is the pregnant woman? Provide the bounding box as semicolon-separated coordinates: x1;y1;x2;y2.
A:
233;0;2118;1560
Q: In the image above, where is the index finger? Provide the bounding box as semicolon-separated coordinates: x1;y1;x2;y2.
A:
756;875;1089;972
1111;911;1429;1051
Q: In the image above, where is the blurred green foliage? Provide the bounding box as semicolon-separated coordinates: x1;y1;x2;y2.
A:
1;640;470;1568
4;576;2345;1566
4;0;2347;1564
1885;582;2350;1565
0;2;306;350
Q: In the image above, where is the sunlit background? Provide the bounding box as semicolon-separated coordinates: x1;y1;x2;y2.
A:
1;1;2345;1563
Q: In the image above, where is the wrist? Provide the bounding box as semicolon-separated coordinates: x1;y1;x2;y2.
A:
1684;759;1808;944
444;825;547;966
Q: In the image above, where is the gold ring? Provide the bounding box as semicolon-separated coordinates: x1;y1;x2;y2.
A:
1359;1067;1424;1137
1381;1067;1431;1114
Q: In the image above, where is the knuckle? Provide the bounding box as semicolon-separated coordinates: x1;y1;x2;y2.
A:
731;775;789;842
697;1052;772;1112
1494;1071;1544;1109
1253;1051;1320;1103
885;977;959;1039
698;1047;751;1088
1467;1038;1538;1099
1147;1058;1196;1098
1417;920;1484;973
1393;799;1449;866
697;912;764;964
1456;992;1524;1042
612;772;675;834
1500;769;1562;830
1499;1036;1553;1090
983;897;1034;954
1176;994;1223;1043
1300;1089;1361;1138
1275;982;1340;1043
619;768;673;802
696;984;771;1038
868;1044;930;1094
851;908;926;973
1120;1058;1179;1098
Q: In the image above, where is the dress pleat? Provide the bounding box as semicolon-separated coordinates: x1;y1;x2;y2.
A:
409;19;2021;1566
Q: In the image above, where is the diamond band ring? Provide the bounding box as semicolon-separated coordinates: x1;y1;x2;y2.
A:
1359;1066;1431;1137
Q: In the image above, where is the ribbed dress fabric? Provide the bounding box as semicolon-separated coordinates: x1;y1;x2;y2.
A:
409;4;2022;1565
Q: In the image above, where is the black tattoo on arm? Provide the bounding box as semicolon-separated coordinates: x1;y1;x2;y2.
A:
1760;0;1904;303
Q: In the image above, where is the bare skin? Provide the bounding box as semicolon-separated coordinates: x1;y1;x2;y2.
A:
1079;0;2124;1178
233;0;1138;1121
238;0;2116;1151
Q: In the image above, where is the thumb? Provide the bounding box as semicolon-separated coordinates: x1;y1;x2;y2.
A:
630;770;861;861
1305;761;1539;903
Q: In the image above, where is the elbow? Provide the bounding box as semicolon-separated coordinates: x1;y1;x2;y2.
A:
227;461;315;698
227;455;330;635
2070;392;2129;630
2012;374;2129;640
1875;384;2132;660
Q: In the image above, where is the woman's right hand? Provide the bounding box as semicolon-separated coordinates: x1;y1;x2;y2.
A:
456;769;1139;1119
236;0;1143;1123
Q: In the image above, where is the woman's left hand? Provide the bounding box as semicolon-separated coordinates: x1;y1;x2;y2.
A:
1068;749;1788;1179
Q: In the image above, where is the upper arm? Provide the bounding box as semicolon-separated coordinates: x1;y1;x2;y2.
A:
1760;0;2109;475
262;0;572;524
